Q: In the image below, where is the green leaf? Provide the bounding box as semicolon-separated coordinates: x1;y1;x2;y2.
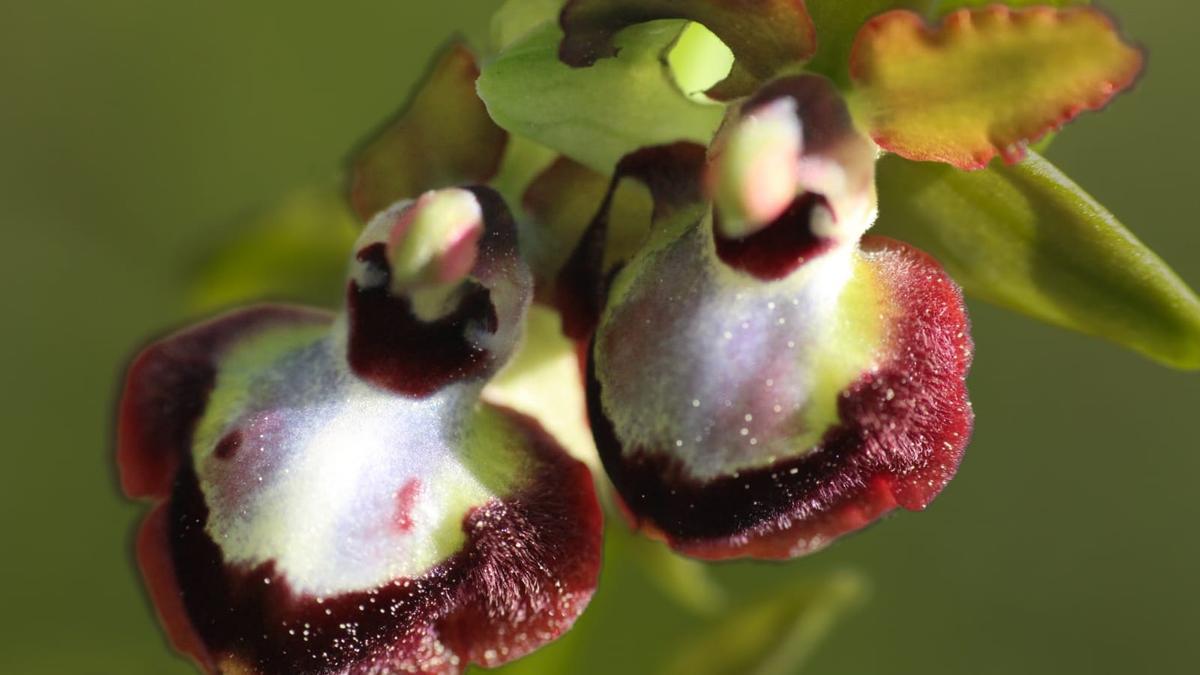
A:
188;184;358;311
848;5;1142;169
661;571;867;675
874;152;1200;370
478;22;726;173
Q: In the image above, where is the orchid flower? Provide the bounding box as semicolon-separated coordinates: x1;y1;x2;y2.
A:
119;1;1200;673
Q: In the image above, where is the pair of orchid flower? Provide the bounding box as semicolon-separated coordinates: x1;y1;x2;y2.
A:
117;1;1200;673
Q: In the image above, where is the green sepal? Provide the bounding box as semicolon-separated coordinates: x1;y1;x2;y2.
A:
660;571;867;675
188;184;358;312
478;22;725;173
874;152;1200;370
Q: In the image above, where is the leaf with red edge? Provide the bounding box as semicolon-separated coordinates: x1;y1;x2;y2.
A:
558;0;817;99
348;43;508;221
849;5;1143;169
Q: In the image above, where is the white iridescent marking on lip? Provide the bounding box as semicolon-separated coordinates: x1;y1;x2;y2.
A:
596;213;885;481
191;325;522;596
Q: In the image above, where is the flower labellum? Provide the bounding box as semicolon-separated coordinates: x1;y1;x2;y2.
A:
588;76;973;559
117;187;603;674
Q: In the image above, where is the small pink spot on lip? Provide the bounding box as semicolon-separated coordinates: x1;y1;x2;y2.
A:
392;479;422;533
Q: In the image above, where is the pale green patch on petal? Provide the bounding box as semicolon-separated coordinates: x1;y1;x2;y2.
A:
478;22;726;173
483;304;600;471
874;152;1200;370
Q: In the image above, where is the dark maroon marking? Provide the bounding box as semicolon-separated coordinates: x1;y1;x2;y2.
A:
588;236;973;559
214;430;243;460
713;193;836;280
118;306;332;500
157;407;600;674
348;243;498;398
556;143;707;340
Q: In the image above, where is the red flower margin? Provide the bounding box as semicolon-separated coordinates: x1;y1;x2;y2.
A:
117;187;602;674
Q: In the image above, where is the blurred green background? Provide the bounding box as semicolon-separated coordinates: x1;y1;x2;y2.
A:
2;1;1197;673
